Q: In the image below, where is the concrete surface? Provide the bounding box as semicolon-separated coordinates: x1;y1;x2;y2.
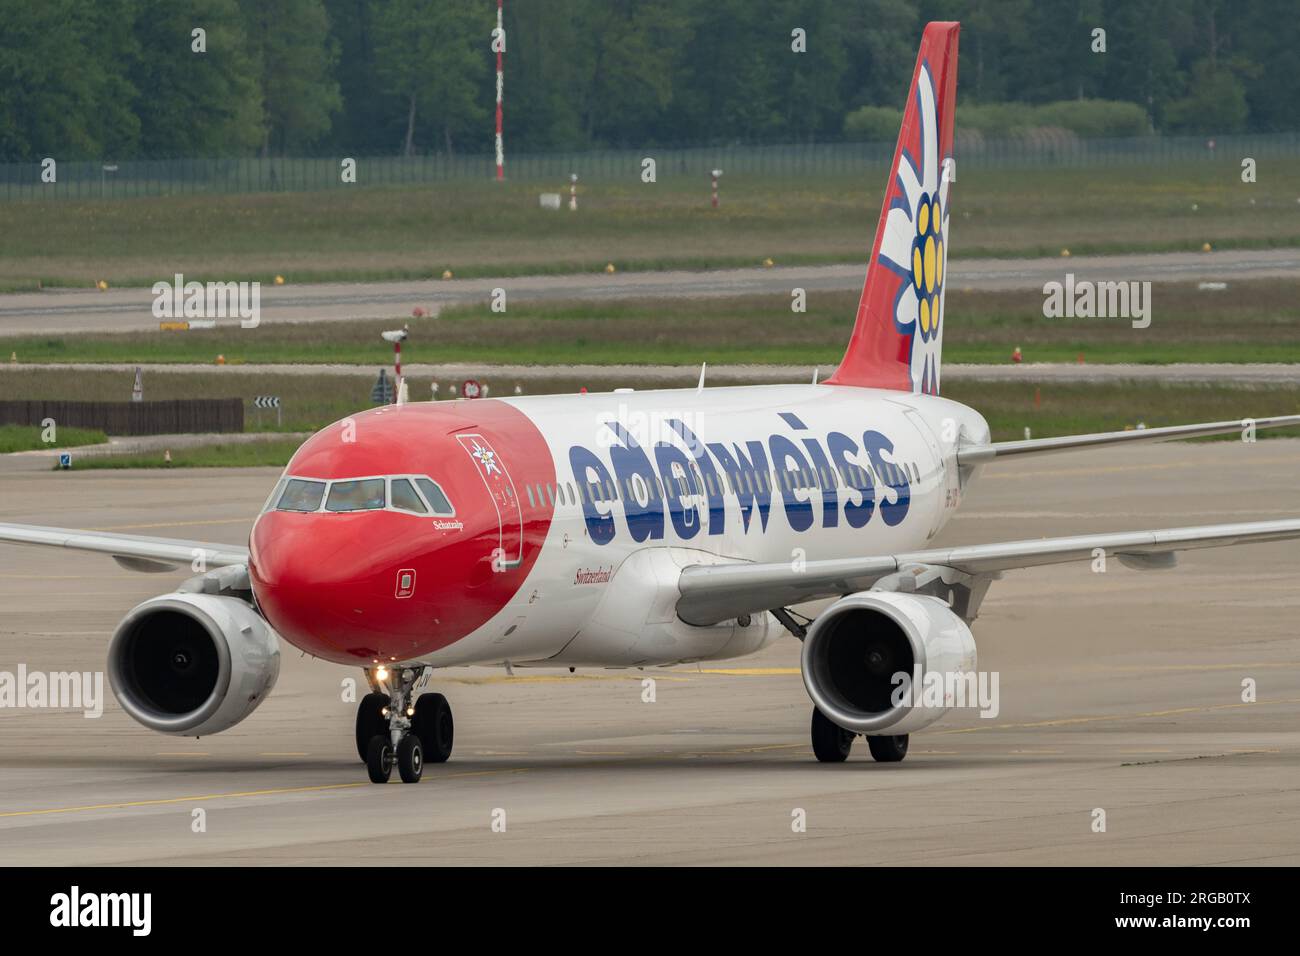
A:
0;440;1297;865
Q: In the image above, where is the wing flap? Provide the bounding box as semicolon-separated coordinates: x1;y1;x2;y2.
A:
676;518;1300;625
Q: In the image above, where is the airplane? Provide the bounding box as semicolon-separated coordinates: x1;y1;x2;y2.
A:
3;21;1298;784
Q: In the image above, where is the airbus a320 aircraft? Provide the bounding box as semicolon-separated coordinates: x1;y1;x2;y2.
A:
3;22;1298;784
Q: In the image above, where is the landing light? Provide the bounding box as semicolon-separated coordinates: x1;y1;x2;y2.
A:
375;665;390;681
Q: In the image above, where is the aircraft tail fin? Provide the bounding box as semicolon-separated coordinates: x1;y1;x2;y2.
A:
826;21;959;395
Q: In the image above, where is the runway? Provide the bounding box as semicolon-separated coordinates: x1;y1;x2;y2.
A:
0;440;1297;865
2;248;1298;335
9;360;1298;387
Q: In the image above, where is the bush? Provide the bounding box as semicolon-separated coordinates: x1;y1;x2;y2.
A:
844;97;1151;142
842;105;904;141
1030;99;1149;137
958;101;1029;138
966;99;1150;138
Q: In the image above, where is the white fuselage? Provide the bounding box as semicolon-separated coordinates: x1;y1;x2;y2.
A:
418;384;990;670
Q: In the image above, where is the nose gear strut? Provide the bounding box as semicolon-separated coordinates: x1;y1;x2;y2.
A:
360;664;452;784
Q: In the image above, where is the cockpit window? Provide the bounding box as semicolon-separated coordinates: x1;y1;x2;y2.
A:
262;477;288;513
326;478;387;512
415;478;454;515
390;478;427;514
276;478;326;512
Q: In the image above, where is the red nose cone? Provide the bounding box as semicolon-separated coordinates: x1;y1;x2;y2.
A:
251;510;435;662
248;401;556;666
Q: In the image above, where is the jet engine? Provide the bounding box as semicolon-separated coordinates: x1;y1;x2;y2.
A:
107;592;280;736
801;590;976;735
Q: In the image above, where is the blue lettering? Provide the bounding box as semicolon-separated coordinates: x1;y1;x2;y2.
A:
654;443;700;539
827;431;874;528
568;445;617;545
767;434;814;532
861;430;910;526
707;440;772;533
603;422;664;543
669;420;725;536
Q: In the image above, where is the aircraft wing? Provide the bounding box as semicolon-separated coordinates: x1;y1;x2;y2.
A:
675;518;1300;626
0;522;249;573
956;415;1300;465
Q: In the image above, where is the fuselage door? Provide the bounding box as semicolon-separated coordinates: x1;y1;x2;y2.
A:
457;433;524;568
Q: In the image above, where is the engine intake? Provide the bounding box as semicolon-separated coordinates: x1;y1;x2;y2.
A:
801;591;976;735
108;593;280;736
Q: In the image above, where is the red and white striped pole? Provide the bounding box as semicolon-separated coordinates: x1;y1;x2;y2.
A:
494;0;505;181
711;168;722;208
569;173;578;210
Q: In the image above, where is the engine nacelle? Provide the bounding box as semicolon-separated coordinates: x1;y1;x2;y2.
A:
107;593;280;737
801;590;976;735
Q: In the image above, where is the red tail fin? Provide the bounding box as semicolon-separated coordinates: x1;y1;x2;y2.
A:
827;22;959;395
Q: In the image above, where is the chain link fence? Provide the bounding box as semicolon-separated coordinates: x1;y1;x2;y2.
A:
4;133;1297;200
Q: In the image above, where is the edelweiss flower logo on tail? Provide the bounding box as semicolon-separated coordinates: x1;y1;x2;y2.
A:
824;21;957;396
877;62;951;395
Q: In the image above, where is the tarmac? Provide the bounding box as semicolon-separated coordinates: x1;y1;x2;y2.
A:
0;439;1297;865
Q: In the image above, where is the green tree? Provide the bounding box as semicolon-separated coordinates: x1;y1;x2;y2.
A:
323;0;391;152
0;0;139;160
1164;59;1249;133
130;0;263;156
373;0;489;155
843;0;921;110
240;0;342;154
566;0;691;146
1235;0;1300;132
500;0;587;150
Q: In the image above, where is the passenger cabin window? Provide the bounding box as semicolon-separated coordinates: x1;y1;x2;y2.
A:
390;478;427;514
415;478;454;515
277;478;327;512
326;478;386;512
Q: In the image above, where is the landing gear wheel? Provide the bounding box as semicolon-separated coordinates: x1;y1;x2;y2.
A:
397;734;423;783
413;693;454;763
811;707;855;763
355;692;388;763
867;734;909;763
366;735;394;783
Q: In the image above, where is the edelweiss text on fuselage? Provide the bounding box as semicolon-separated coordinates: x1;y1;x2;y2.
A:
568;412;912;544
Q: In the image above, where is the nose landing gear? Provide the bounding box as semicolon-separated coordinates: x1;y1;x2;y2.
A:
358;664;454;783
